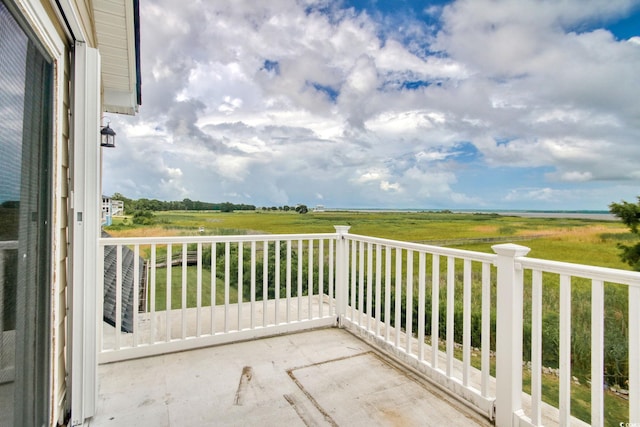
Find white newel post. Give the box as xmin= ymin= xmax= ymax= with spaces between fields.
xmin=492 ymin=243 xmax=531 ymax=427
xmin=334 ymin=226 xmax=351 ymax=326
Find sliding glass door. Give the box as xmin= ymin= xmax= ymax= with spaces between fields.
xmin=0 ymin=1 xmax=53 ymax=425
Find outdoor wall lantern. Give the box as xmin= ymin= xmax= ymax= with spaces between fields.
xmin=100 ymin=121 xmax=116 ymax=148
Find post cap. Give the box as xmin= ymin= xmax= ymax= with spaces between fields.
xmin=491 ymin=243 xmax=531 ymax=257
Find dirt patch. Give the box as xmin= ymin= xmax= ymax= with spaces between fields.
xmin=234 ymin=366 xmax=254 ymax=406
xmin=472 ymin=225 xmax=498 ymax=234
xmin=104 ymin=227 xmax=181 ymax=238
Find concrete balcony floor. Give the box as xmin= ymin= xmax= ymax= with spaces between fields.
xmin=90 ymin=328 xmax=491 ymax=426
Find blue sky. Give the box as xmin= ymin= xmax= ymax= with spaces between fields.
xmin=104 ymin=0 xmax=640 ymax=210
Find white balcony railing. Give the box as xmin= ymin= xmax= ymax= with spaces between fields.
xmin=98 ymin=226 xmax=640 ymax=427
xmin=98 ymin=232 xmax=339 ymax=362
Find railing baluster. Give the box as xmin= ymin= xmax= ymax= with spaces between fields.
xmin=263 ymin=241 xmax=269 ymax=326
xmin=132 ymin=245 xmax=140 ymax=347
xmin=298 ymin=239 xmax=303 ymax=321
xmin=590 ymin=279 xmax=604 ymax=427
xmin=406 ymin=250 xmax=413 ymax=355
xmin=308 ymin=239 xmax=314 ymax=319
xmin=237 ymin=241 xmax=243 ymax=331
xmin=385 ymin=246 xmax=391 ymax=342
xmin=286 ymin=240 xmax=292 ymax=323
xmin=150 ymin=244 xmax=157 ymax=344
xmin=329 ymin=239 xmax=334 ymax=316
xmin=166 ymin=243 xmax=172 ymax=342
xmin=531 ymin=270 xmax=543 ymax=425
xmin=559 ymin=274 xmax=571 ymax=425
xmin=418 ymin=252 xmax=426 ymax=361
xmin=351 ymin=240 xmax=357 ymax=321
xmin=250 ymin=241 xmax=256 ymax=329
xmin=395 ymin=248 xmax=402 ymax=348
xmin=358 ymin=241 xmax=365 ymax=325
xmin=366 ymin=242 xmax=373 ymax=331
xmin=431 ymin=254 xmax=440 ymax=369
xmin=181 ymin=243 xmax=187 ymax=339
xmin=375 ymin=244 xmax=382 ymax=336
xmin=211 ymin=242 xmax=216 ymax=335
xmin=481 ymin=261 xmax=490 ymax=397
xmin=224 ymin=242 xmax=230 ymax=333
xmin=319 ymin=240 xmax=324 ymax=318
xmin=334 ymin=228 xmax=349 ymax=321
xmin=275 ymin=240 xmax=280 ymax=325
xmin=196 ymin=243 xmax=202 ymax=337
xmin=115 ymin=245 xmax=122 ymax=350
xmin=446 ymin=256 xmax=455 ymax=377
xmin=462 ymin=259 xmax=471 ymax=386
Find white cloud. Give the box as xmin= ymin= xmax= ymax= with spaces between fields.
xmin=166 ymin=167 xmax=182 ymax=178
xmin=356 ymin=169 xmax=387 ymax=183
xmin=380 ymin=180 xmax=402 ymax=192
xmin=558 ymin=171 xmax=594 ymax=182
xmin=505 ymin=188 xmax=561 ymax=202
xmin=102 ymin=0 xmax=640 ymax=210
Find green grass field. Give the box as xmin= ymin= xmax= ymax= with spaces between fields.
xmin=151 ymin=266 xmax=238 ymax=311
xmin=107 ymin=210 xmax=631 ymax=268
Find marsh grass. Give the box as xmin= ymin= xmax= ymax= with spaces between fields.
xmin=108 ymin=210 xmax=627 ymax=250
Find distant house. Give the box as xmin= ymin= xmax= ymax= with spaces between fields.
xmin=102 ymin=196 xmax=112 ymax=226
xmin=102 ymin=196 xmax=125 ymax=226
xmin=111 ymin=199 xmax=124 ymax=216
xmin=314 ymin=204 xmax=326 ymax=212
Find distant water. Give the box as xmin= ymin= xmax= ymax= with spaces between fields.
xmin=475 ymin=211 xmax=617 ymax=220
xmin=326 ymin=208 xmax=617 ymax=221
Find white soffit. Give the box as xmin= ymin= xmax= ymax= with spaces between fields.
xmin=93 ymin=0 xmax=139 ymax=115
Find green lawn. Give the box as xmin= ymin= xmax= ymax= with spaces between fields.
xmin=151 ymin=266 xmax=238 ymax=310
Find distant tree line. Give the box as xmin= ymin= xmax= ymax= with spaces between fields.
xmin=260 ymin=204 xmax=309 ymax=214
xmin=110 ymin=193 xmax=256 ymax=214
xmin=110 ymin=193 xmax=310 ymax=215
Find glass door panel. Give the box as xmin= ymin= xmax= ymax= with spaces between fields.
xmin=0 ymin=1 xmax=52 ymax=425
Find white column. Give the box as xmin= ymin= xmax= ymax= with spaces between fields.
xmin=70 ymin=41 xmax=101 ymax=426
xmin=492 ymin=243 xmax=530 ymax=427
xmin=333 ymin=226 xmax=350 ymax=325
